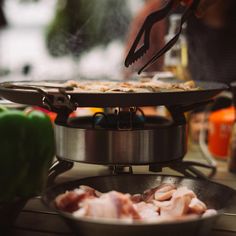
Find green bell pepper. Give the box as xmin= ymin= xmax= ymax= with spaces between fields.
xmin=0 ymin=108 xmax=55 ymax=202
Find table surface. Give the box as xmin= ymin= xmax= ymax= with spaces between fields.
xmin=10 ymin=146 xmax=236 ymax=236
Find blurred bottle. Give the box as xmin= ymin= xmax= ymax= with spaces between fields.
xmin=229 ymin=83 xmax=236 ymax=172
xmin=228 ymin=120 xmax=236 ymax=173
xmin=164 ymin=14 xmax=190 ymax=81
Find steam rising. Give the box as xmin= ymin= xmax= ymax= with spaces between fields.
xmin=45 ymin=0 xmax=145 ymax=79
xmin=46 ymin=0 xmax=131 ymax=57
xmin=77 ymin=40 xmax=124 ymax=80
xmin=1 ymin=0 xmax=145 ymax=81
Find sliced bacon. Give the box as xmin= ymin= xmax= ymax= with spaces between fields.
xmin=78 ymin=195 xmax=118 ymax=219
xmin=152 ymin=200 xmax=172 ymax=209
xmin=79 ymin=185 xmax=102 ymax=197
xmin=131 ymin=194 xmax=143 ymax=203
xmin=202 ymin=209 xmax=217 ymax=218
xmin=189 ymin=198 xmax=207 ymax=214
xmin=154 ymin=184 xmax=176 ymax=201
xmin=143 ymin=184 xmax=176 ymax=202
xmin=55 ymin=189 xmax=95 ymax=213
xmin=108 ymin=191 xmax=140 ymax=220
xmin=75 ymin=191 xmax=140 ymax=220
xmin=160 ymin=194 xmax=192 ymax=217
xmin=55 ymin=184 xmax=215 ymax=223
xmin=134 ymin=202 xmax=159 ymax=220
xmin=160 ymin=187 xmax=196 ymax=217
xmin=172 ymin=186 xmax=196 ymax=199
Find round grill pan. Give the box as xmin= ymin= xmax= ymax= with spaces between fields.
xmin=43 ymin=175 xmax=235 ymax=236
xmin=0 ymin=80 xmax=228 ymax=108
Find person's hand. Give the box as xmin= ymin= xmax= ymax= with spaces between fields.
xmin=179 ymin=0 xmax=216 ymax=17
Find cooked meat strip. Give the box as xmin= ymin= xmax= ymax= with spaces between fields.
xmin=180 ymin=81 xmax=197 ymax=90
xmin=63 ymin=78 xmax=198 ymax=93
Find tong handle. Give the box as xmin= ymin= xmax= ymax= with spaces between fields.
xmin=138 ymin=0 xmax=200 ymax=74
xmin=125 ymin=0 xmax=200 ymax=74
xmin=125 ymin=0 xmax=176 ymax=67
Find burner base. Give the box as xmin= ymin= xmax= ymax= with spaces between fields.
xmin=55 ymin=116 xmax=187 ymax=165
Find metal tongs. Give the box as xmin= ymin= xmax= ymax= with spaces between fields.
xmin=125 ymin=0 xmax=200 ymax=74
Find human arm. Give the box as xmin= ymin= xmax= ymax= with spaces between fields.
xmin=124 ymin=0 xmax=166 ymax=75
xmin=124 ymin=0 xmax=219 ymax=75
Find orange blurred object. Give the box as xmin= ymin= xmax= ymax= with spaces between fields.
xmin=208 ymin=107 xmax=235 ymax=160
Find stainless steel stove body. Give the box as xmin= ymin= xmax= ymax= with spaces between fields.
xmin=55 ymin=113 xmax=187 ymax=165
xmin=49 ymin=105 xmax=216 ymax=181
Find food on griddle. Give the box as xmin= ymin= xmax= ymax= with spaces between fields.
xmin=64 ymin=79 xmax=198 ymax=93
xmin=55 ymin=183 xmax=216 ymax=223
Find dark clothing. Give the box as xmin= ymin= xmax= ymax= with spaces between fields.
xmin=126 ymin=0 xmax=236 ymax=84
xmin=187 ymin=15 xmax=236 ymax=84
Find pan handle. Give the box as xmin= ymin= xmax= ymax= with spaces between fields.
xmin=47 ymin=159 xmax=74 ymax=187
xmin=3 ymin=83 xmax=77 ymax=114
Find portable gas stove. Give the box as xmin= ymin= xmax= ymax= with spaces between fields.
xmin=50 ymin=105 xmax=218 ymax=183
xmin=0 ymin=80 xmax=228 ymax=181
